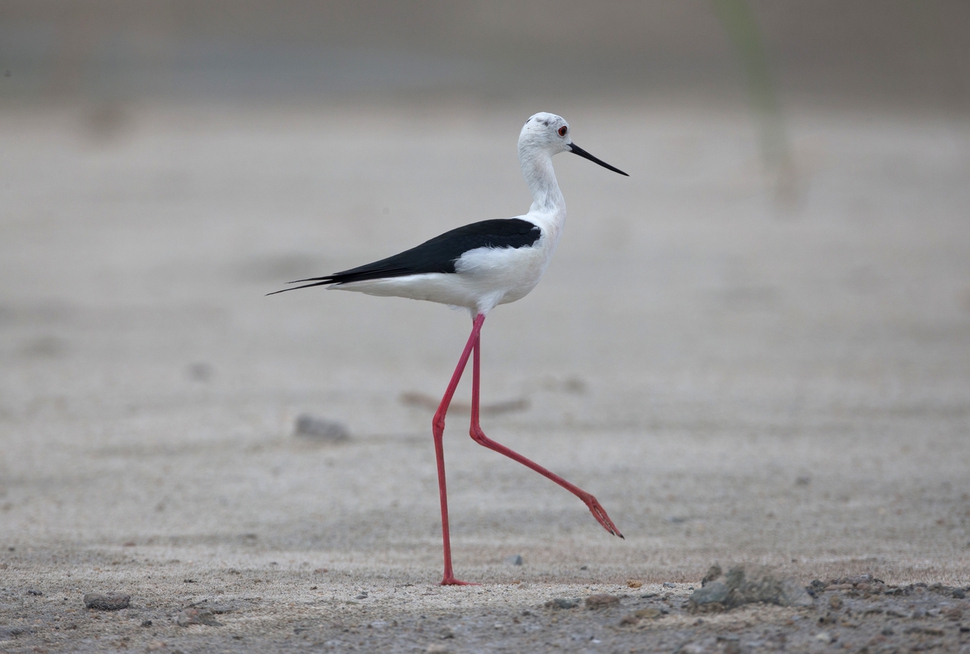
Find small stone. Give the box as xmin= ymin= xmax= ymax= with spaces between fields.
xmin=26 ymin=588 xmax=43 ymax=596
xmin=176 ymin=608 xmax=222 ymax=627
xmin=426 ymin=644 xmax=451 ymax=654
xmin=504 ymin=554 xmax=523 ymax=566
xmin=688 ymin=564 xmax=813 ymax=610
xmin=815 ymin=631 xmax=834 ymax=644
xmin=186 ymin=601 xmax=236 ymax=614
xmin=187 ymin=362 xmax=213 ymax=381
xmin=0 ymin=627 xmax=34 ymax=639
xmin=635 ymin=607 xmax=662 ymax=619
xmin=294 ymin=414 xmax=350 ymax=442
xmin=680 ymin=638 xmax=717 ymax=654
xmin=83 ymin=593 xmax=131 ymax=611
xmin=626 ymin=579 xmax=643 ymax=589
xmin=585 ymin=594 xmax=620 ymax=610
xmin=906 ymin=626 xmax=945 ymax=636
xmin=690 ymin=580 xmax=729 ymax=605
xmin=545 ymin=598 xmax=578 ymax=609
xmin=829 ymin=594 xmax=843 ymax=610
xmin=701 ymin=564 xmax=722 ymax=586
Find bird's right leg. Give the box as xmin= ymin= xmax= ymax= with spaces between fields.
xmin=431 ymin=313 xmax=486 ymax=586
xmin=468 ymin=325 xmax=623 ymax=538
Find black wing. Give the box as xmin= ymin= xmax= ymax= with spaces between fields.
xmin=268 ymin=218 xmax=541 ymax=295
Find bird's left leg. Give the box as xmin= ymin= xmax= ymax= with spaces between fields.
xmin=431 ymin=313 xmax=486 ymax=586
xmin=468 ymin=324 xmax=623 ymax=538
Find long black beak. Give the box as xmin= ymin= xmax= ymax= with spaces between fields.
xmin=568 ymin=143 xmax=629 ymax=176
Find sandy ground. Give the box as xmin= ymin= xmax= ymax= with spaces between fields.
xmin=1 ymin=101 xmax=969 ymax=652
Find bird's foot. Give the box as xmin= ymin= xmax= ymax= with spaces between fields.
xmin=583 ymin=494 xmax=624 ymax=539
xmin=440 ymin=576 xmax=479 ymax=586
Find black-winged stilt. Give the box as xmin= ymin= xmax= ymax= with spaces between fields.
xmin=271 ymin=112 xmax=628 ymax=585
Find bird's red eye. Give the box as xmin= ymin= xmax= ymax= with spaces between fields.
xmin=558 ymin=126 xmax=568 ymax=137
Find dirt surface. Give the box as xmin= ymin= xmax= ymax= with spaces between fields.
xmin=1 ymin=101 xmax=969 ymax=652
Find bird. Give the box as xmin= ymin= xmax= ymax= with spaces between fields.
xmin=270 ymin=112 xmax=628 ymax=585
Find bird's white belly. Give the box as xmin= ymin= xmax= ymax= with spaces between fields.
xmin=335 ymin=242 xmax=553 ymax=314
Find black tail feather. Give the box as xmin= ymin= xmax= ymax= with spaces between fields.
xmin=265 ymin=278 xmax=336 ymax=296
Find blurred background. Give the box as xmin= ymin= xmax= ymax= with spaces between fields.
xmin=1 ymin=0 xmax=969 ymax=581
xmin=1 ymin=0 xmax=968 ymax=111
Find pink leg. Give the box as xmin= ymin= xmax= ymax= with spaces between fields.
xmin=469 ymin=324 xmax=623 ymax=539
xmin=431 ymin=314 xmax=486 ymax=585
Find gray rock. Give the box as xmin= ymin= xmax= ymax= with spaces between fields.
xmin=176 ymin=607 xmax=222 ymax=627
xmin=586 ymin=594 xmax=621 ymax=609
xmin=701 ymin=564 xmax=722 ymax=586
xmin=690 ymin=580 xmax=729 ymax=605
xmin=294 ymin=414 xmax=350 ymax=442
xmin=0 ymin=626 xmax=34 ymax=639
xmin=83 ymin=592 xmax=131 ymax=611
xmin=688 ymin=564 xmax=813 ymax=611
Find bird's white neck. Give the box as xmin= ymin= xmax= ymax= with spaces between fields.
xmin=519 ymin=146 xmax=565 ymax=216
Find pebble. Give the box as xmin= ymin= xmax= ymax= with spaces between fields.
xmin=504 ymin=554 xmax=523 ymax=565
xmin=294 ymin=414 xmax=350 ymax=442
xmin=545 ymin=598 xmax=579 ymax=610
xmin=83 ymin=593 xmax=131 ymax=611
xmin=176 ymin=608 xmax=222 ymax=627
xmin=635 ymin=607 xmax=662 ymax=619
xmin=187 ymin=362 xmax=213 ymax=381
xmin=688 ymin=564 xmax=812 ymax=610
xmin=585 ymin=594 xmax=620 ymax=610
xmin=680 ymin=638 xmax=716 ymax=654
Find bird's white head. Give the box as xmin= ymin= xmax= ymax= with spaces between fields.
xmin=519 ymin=112 xmax=572 ymax=154
xmin=519 ymin=112 xmax=628 ymax=176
